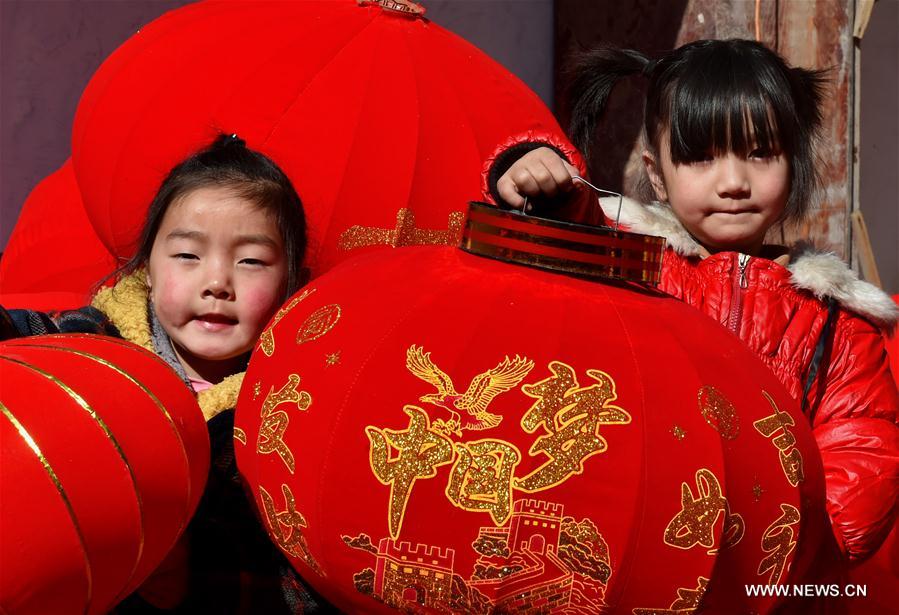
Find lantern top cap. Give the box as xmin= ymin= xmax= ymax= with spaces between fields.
xmin=460 ymin=202 xmax=665 ymax=285
xmin=358 ymin=0 xmax=426 ymax=17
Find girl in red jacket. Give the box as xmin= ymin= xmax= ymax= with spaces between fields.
xmin=484 ymin=39 xmax=899 ymax=567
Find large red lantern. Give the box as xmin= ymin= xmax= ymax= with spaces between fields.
xmin=0 ymin=335 xmax=209 ymax=615
xmin=69 ymin=0 xmax=569 ymax=277
xmin=235 ymin=205 xmax=828 ymax=613
xmin=0 ymin=159 xmax=116 ymax=310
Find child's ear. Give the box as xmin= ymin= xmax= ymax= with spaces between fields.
xmin=642 ymin=149 xmax=668 ymax=202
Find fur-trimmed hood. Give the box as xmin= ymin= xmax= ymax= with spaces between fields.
xmin=599 ymin=196 xmax=899 ymax=327
xmin=92 ymin=272 xmax=244 ymax=420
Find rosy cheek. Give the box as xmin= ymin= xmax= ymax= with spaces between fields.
xmin=242 ymin=287 xmax=282 ymax=327
xmin=152 ymin=275 xmax=192 ymax=321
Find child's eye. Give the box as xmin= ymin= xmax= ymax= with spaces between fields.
xmin=749 ymin=148 xmax=776 ymax=159
xmin=173 ymin=253 xmax=198 ymax=261
xmin=239 ymin=258 xmax=266 ymax=266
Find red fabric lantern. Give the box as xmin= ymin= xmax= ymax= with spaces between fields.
xmin=0 ymin=159 xmax=116 ymax=309
xmin=70 ymin=0 xmax=567 ymax=277
xmin=0 ymin=334 xmax=209 ymax=614
xmin=235 ymin=205 xmax=828 ymax=613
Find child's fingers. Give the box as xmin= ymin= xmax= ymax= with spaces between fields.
xmin=497 ymin=175 xmax=527 ymax=208
xmin=542 ymin=157 xmax=577 ymax=191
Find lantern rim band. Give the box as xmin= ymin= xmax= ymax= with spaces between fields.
xmin=461 ymin=202 xmax=664 ymax=284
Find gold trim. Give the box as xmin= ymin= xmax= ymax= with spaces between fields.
xmin=0 ymin=355 xmax=145 ymax=590
xmin=0 ymin=401 xmax=93 ymax=612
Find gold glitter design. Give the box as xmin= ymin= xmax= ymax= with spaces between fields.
xmin=752 ymin=483 xmax=764 ymax=502
xmin=632 ymin=577 xmax=709 ymax=614
xmin=253 ymin=382 xmax=262 ymax=400
xmin=406 ymin=345 xmax=533 ymax=434
xmin=259 ymin=483 xmax=324 ymax=577
xmin=446 ymin=439 xmax=521 ymax=525
xmin=325 ymin=351 xmax=341 ymax=366
xmin=698 ymin=385 xmax=739 ymax=440
xmin=256 ymin=374 xmax=313 ymax=473
xmin=1 ymin=401 xmax=94 ymax=606
xmin=753 ymin=392 xmax=804 ymax=487
xmin=367 ymin=406 xmax=455 ymax=538
xmin=758 ymin=503 xmax=800 ymax=584
xmin=296 ymin=304 xmax=341 ymax=345
xmin=343 ymin=501 xmax=613 ymax=614
xmin=233 ymin=427 xmax=247 ymax=445
xmin=663 ymin=468 xmax=745 ymax=554
xmin=338 ymin=208 xmax=464 ymax=252
xmin=516 ymin=362 xmax=630 ymax=492
xmin=259 ymin=288 xmax=316 ymax=357
xmin=671 ymin=425 xmax=686 ymax=441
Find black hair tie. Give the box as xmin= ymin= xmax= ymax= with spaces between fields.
xmin=642 ymin=59 xmax=658 ymax=77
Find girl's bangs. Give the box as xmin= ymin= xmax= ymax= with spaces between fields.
xmin=666 ymin=64 xmax=786 ymax=164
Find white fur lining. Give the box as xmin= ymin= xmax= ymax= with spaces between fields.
xmin=598 ymin=197 xmax=898 ymax=326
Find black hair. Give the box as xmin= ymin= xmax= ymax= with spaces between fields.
xmin=112 ymin=134 xmax=307 ymax=297
xmin=567 ymin=39 xmax=827 ymax=222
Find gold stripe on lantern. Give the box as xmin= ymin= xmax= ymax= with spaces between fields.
xmin=12 ymin=344 xmax=191 ymax=515
xmin=1 ymin=400 xmax=93 ymax=613
xmin=0 ymin=355 xmax=145 ymax=592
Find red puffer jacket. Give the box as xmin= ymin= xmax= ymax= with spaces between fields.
xmin=483 ymin=133 xmax=899 ymax=564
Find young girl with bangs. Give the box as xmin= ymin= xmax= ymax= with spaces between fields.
xmin=1 ymin=134 xmax=326 ymax=613
xmin=484 ymin=39 xmax=898 ymax=572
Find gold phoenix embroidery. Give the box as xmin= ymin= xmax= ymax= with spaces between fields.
xmin=338 ymin=208 xmax=464 ymax=251
xmin=406 ymin=345 xmax=534 ymax=434
xmin=259 ymin=288 xmax=315 ymax=357
xmin=446 ymin=439 xmax=522 ymax=525
xmin=297 ymin=305 xmax=341 ymax=345
xmin=758 ymin=503 xmax=800 ymax=584
xmin=632 ymin=576 xmax=709 ymax=614
xmin=367 ymin=406 xmax=455 ymax=539
xmin=698 ymin=385 xmax=739 ymax=440
xmin=257 ymin=374 xmax=313 ymax=473
xmin=516 ymin=362 xmax=631 ymax=492
xmin=753 ymin=392 xmax=804 ymax=487
xmin=259 ymin=483 xmax=324 ymax=576
xmin=664 ymin=469 xmax=745 ymax=554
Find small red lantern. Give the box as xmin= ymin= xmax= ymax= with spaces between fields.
xmin=235 ymin=204 xmax=828 ymax=613
xmin=0 ymin=335 xmax=209 ymax=615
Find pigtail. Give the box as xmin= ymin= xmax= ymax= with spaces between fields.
xmin=789 ymin=67 xmax=827 ymax=133
xmin=784 ymin=66 xmax=829 ymax=221
xmin=566 ymin=46 xmax=651 ymax=161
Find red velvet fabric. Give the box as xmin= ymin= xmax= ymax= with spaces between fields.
xmin=0 ymin=335 xmax=209 ymax=614
xmin=235 ymin=246 xmax=829 ymax=614
xmin=69 ymin=0 xmax=568 ymax=278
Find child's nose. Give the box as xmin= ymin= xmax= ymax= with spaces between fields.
xmin=716 ymin=157 xmax=751 ymax=198
xmin=202 ymin=265 xmax=233 ymax=299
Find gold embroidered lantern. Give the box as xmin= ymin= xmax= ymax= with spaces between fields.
xmin=235 ymin=204 xmax=829 ymax=613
